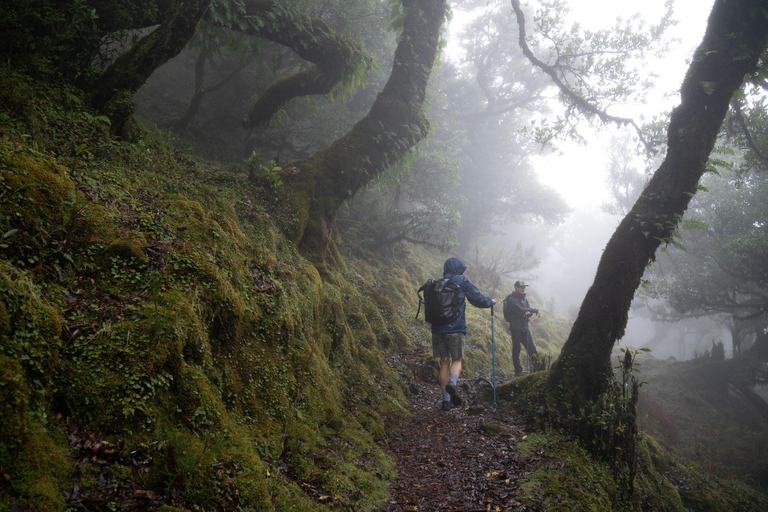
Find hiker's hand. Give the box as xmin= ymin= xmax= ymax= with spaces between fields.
xmin=524 ymin=311 xmax=532 ymax=318
xmin=491 ymin=299 xmax=497 ymax=305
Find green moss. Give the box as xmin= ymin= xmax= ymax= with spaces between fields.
xmin=0 ymin=146 xmax=74 ymax=221
xmin=638 ymin=434 xmax=669 ymax=473
xmin=0 ymin=422 xmax=69 ymax=511
xmin=102 ymin=230 xmax=149 ymax=264
xmin=0 ymin=353 xmax=69 ymax=510
xmin=58 ymin=300 xmax=207 ymax=428
xmin=0 ymin=262 xmax=62 ymax=410
xmin=634 ymin=435 xmax=686 ymax=511
xmin=0 ymin=66 xmax=428 ymax=511
xmin=176 ymin=365 xmax=227 ymax=430
xmin=71 ymin=202 xmax=118 ymax=249
xmin=0 ymin=354 xmax=29 ymax=461
xmin=0 ymin=143 xmax=76 ymax=271
xmin=517 ymin=432 xmax=617 ymax=511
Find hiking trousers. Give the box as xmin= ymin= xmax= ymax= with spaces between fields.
xmin=510 ymin=328 xmax=537 ymax=374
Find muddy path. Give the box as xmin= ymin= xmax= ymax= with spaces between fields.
xmin=381 ymin=358 xmax=545 ymax=512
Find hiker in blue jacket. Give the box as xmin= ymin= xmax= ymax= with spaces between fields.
xmin=505 ymin=280 xmax=540 ymax=376
xmin=433 ymin=257 xmax=495 ymax=411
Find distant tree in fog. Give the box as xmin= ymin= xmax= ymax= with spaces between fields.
xmin=602 ymin=132 xmax=648 ymax=216
xmin=644 ymin=166 xmax=768 ymax=356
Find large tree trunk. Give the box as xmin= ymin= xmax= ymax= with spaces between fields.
xmin=269 ymin=0 xmax=447 ymax=257
xmin=547 ymin=0 xmax=768 ymax=415
xmin=90 ymin=0 xmax=211 ymax=132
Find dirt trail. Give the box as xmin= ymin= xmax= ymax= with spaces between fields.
xmin=381 ymin=369 xmax=544 ymax=512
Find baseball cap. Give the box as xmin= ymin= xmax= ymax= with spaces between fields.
xmin=514 ymin=280 xmax=528 ymax=288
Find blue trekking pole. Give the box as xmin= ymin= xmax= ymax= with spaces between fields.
xmin=526 ymin=324 xmax=530 ymax=375
xmin=491 ymin=304 xmax=497 ymax=406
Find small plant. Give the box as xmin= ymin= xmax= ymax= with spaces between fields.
xmin=246 ymin=153 xmax=284 ymax=191
xmin=0 ymin=228 xmax=18 ymax=249
xmin=530 ymin=353 xmax=553 ymax=373
xmin=574 ymin=346 xmax=651 ymax=488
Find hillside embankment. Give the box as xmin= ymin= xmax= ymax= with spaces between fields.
xmin=1 ymin=65 xmax=767 ymax=511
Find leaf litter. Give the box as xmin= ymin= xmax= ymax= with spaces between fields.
xmin=381 ymin=354 xmax=544 ymax=512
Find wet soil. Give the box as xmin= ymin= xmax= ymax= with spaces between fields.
xmin=381 ymin=371 xmax=545 ymax=512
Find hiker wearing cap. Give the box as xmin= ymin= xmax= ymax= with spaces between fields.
xmin=433 ymin=257 xmax=496 ymax=411
xmin=504 ymin=280 xmax=540 ymax=377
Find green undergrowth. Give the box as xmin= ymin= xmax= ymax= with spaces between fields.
xmin=496 ymin=357 xmax=768 ymax=511
xmin=636 ymin=355 xmax=768 ymax=510
xmin=513 ymin=430 xmax=693 ymax=512
xmin=0 ymin=65 xmax=412 ymax=511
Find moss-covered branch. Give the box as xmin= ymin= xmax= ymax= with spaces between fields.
xmin=546 ymin=0 xmax=768 ymax=416
xmin=218 ymin=0 xmax=371 ymax=128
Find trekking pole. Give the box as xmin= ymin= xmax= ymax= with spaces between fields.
xmin=491 ymin=304 xmax=497 ymax=407
xmin=526 ymin=324 xmax=530 ymax=375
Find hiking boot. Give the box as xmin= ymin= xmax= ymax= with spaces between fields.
xmin=440 ymin=400 xmax=452 ymax=411
xmin=445 ymin=382 xmax=464 ymax=406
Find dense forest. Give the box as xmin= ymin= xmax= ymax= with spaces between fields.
xmin=1 ymin=0 xmax=768 ymax=510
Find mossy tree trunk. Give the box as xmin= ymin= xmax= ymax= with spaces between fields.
xmin=273 ymin=0 xmax=447 ymax=257
xmin=546 ymin=0 xmax=768 ymax=416
xmin=90 ymin=0 xmax=211 ymax=132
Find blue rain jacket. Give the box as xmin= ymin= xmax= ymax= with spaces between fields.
xmin=432 ymin=257 xmax=494 ymax=334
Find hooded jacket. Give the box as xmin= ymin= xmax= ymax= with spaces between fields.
xmin=432 ymin=257 xmax=494 ymax=335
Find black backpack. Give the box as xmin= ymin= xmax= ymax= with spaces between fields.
xmin=502 ymin=293 xmax=515 ymax=323
xmin=416 ymin=277 xmax=461 ymax=324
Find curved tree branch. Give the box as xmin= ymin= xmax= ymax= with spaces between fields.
xmin=90 ymin=0 xmax=368 ymax=132
xmin=266 ymin=0 xmax=447 ymax=257
xmin=219 ymin=0 xmax=372 ymax=128
xmin=510 ymin=0 xmax=651 ymax=151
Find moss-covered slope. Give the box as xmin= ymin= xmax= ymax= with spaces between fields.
xmin=0 ymin=65 xmax=414 ymax=511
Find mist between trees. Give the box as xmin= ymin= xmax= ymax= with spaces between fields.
xmin=2 ymin=0 xmax=768 ymax=509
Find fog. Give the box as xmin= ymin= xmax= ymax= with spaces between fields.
xmin=132 ymin=0 xmax=754 ymax=364
xmin=459 ymin=0 xmax=721 ymax=361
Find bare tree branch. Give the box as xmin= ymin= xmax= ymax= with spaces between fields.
xmin=173 ymin=48 xmax=247 ymax=132
xmin=509 ymin=0 xmax=651 ymax=151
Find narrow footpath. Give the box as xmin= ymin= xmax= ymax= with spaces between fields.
xmin=381 ymin=357 xmax=545 ymax=512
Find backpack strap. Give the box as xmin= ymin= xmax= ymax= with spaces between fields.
xmin=415 ymin=281 xmax=429 ymax=320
